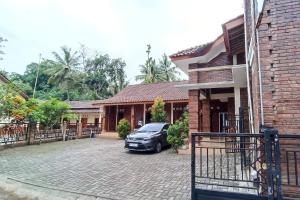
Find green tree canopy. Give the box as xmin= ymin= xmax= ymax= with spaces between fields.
xmin=151 ymin=96 xmax=167 ymax=122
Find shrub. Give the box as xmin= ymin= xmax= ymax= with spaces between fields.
xmin=151 ymin=96 xmax=167 ymax=122
xmin=117 ymin=119 xmax=131 ymax=139
xmin=167 ymin=112 xmax=189 ymax=152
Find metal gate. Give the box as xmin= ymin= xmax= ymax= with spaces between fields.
xmin=191 ymin=128 xmax=300 ymax=200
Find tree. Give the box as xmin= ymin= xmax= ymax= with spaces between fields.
xmin=107 ymin=58 xmax=129 ymax=95
xmin=151 ymin=97 xmax=167 ymax=122
xmin=158 ymin=53 xmax=180 ymax=81
xmin=167 ymin=112 xmax=189 ymax=152
xmin=48 ymin=46 xmax=82 ymax=100
xmin=136 ymin=44 xmax=162 ymax=83
xmin=117 ymin=119 xmax=131 ymax=139
xmin=0 ymin=84 xmax=40 ymax=123
xmin=38 ymin=98 xmax=75 ymax=129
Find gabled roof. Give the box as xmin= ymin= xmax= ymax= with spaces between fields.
xmin=95 ymin=81 xmax=189 ymax=105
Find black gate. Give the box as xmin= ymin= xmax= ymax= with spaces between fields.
xmin=191 ymin=128 xmax=300 ymax=200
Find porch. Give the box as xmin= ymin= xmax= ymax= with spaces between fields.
xmin=102 ymin=101 xmax=188 ymax=132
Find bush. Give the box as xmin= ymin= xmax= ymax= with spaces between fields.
xmin=167 ymin=112 xmax=189 ymax=152
xmin=117 ymin=119 xmax=131 ymax=139
xmin=151 ymin=96 xmax=167 ymax=122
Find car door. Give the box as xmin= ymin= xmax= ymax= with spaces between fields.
xmin=161 ymin=124 xmax=169 ymax=147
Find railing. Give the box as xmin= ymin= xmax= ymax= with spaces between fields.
xmin=0 ymin=123 xmax=28 ymax=145
xmin=191 ymin=129 xmax=300 ymax=200
xmin=0 ymin=122 xmax=101 ymax=148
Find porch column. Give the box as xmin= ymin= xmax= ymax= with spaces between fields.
xmin=234 ymin=87 xmax=241 ymax=116
xmin=115 ymin=105 xmax=118 ymax=129
xmin=131 ymin=105 xmax=135 ymax=130
xmin=143 ymin=104 xmax=146 ymax=125
xmin=202 ymin=99 xmax=210 ymax=132
xmin=171 ymin=102 xmax=174 ymax=124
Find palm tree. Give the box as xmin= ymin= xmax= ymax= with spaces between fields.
xmin=158 ymin=53 xmax=180 ymax=81
xmin=48 ymin=46 xmax=81 ymax=100
xmin=136 ymin=45 xmax=162 ymax=83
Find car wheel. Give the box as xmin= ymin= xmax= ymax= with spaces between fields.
xmin=155 ymin=142 xmax=162 ymax=153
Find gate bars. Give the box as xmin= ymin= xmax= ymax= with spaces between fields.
xmin=191 ymin=128 xmax=300 ymax=200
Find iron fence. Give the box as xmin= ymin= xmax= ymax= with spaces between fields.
xmin=0 ymin=123 xmax=28 ymax=144
xmin=191 ymin=129 xmax=300 ymax=200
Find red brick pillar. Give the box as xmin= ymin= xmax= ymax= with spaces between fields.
xmin=189 ymin=90 xmax=200 ymax=141
xmin=202 ymin=99 xmax=210 ymax=132
xmin=77 ymin=123 xmax=82 ymax=138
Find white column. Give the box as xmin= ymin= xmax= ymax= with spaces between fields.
xmin=233 ymin=54 xmax=237 ymax=65
xmin=171 ymin=102 xmax=174 ymax=124
xmin=234 ymin=87 xmax=241 ymax=116
xmin=234 ymin=86 xmax=241 ymax=132
xmin=143 ymin=104 xmax=146 ymax=125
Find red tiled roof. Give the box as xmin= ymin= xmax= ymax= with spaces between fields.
xmin=95 ymin=81 xmax=189 ymax=105
xmin=169 ymin=42 xmax=212 ymax=59
xmin=67 ymin=101 xmax=100 ymax=109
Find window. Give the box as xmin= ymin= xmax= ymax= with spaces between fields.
xmin=255 ymin=0 xmax=265 ymax=22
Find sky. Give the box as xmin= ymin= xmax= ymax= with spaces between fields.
xmin=0 ymin=0 xmax=243 ymax=84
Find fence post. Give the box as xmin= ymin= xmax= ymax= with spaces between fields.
xmin=191 ymin=134 xmax=196 ymax=200
xmin=264 ymin=127 xmax=275 ymax=200
xmin=273 ymin=129 xmax=282 ymax=200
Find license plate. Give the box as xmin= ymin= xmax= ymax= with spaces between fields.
xmin=129 ymin=143 xmax=138 ymax=147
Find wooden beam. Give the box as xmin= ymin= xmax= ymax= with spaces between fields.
xmin=171 ymin=102 xmax=174 ymax=124
xmin=143 ymin=104 xmax=146 ymax=125
xmin=131 ymin=105 xmax=135 ymax=130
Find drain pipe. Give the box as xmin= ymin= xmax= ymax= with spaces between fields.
xmin=256 ymin=29 xmax=264 ymax=126
xmin=243 ymin=3 xmax=255 ymax=133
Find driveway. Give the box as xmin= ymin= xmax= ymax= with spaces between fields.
xmin=0 ymin=138 xmax=190 ymax=200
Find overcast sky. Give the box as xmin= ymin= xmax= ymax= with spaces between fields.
xmin=0 ymin=0 xmax=243 ymax=84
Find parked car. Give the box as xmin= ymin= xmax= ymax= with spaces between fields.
xmin=125 ymin=123 xmax=169 ymax=153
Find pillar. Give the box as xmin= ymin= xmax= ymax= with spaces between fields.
xmin=115 ymin=105 xmax=118 ymax=129
xmin=234 ymin=86 xmax=241 ymax=132
xmin=234 ymin=87 xmax=241 ymax=116
xmin=171 ymin=102 xmax=174 ymax=124
xmin=131 ymin=105 xmax=135 ymax=130
xmin=202 ymin=99 xmax=210 ymax=132
xmin=143 ymin=104 xmax=146 ymax=125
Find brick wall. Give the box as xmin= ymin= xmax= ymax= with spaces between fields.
xmin=189 ymin=52 xmax=233 ymax=69
xmin=189 ymin=90 xmax=200 ymax=133
xmin=258 ymin=0 xmax=300 ymax=133
xmin=198 ymin=69 xmax=233 ymax=83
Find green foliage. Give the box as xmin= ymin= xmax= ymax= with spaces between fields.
xmin=151 ymin=97 xmax=167 ymax=122
xmin=117 ymin=119 xmax=131 ymax=139
xmin=0 ymin=84 xmax=40 ymax=123
xmin=167 ymin=112 xmax=189 ymax=152
xmin=4 ymin=44 xmax=128 ymax=101
xmin=38 ymin=99 xmax=73 ymax=129
xmin=136 ymin=45 xmax=180 ymax=83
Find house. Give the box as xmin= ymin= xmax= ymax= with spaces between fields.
xmin=67 ymin=101 xmax=101 ymax=128
xmin=94 ymin=81 xmax=189 ymax=132
xmin=170 ymin=15 xmax=249 ymax=136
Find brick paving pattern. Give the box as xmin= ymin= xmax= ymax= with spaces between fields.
xmin=0 ymin=138 xmax=191 ymax=200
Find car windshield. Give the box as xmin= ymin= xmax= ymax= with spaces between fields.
xmin=137 ymin=123 xmax=164 ymax=133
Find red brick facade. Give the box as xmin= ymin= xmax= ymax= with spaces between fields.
xmin=245 ymin=0 xmax=300 ymax=133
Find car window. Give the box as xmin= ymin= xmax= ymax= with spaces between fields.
xmin=162 ymin=124 xmax=169 ymax=131
xmin=137 ymin=123 xmax=165 ymax=132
